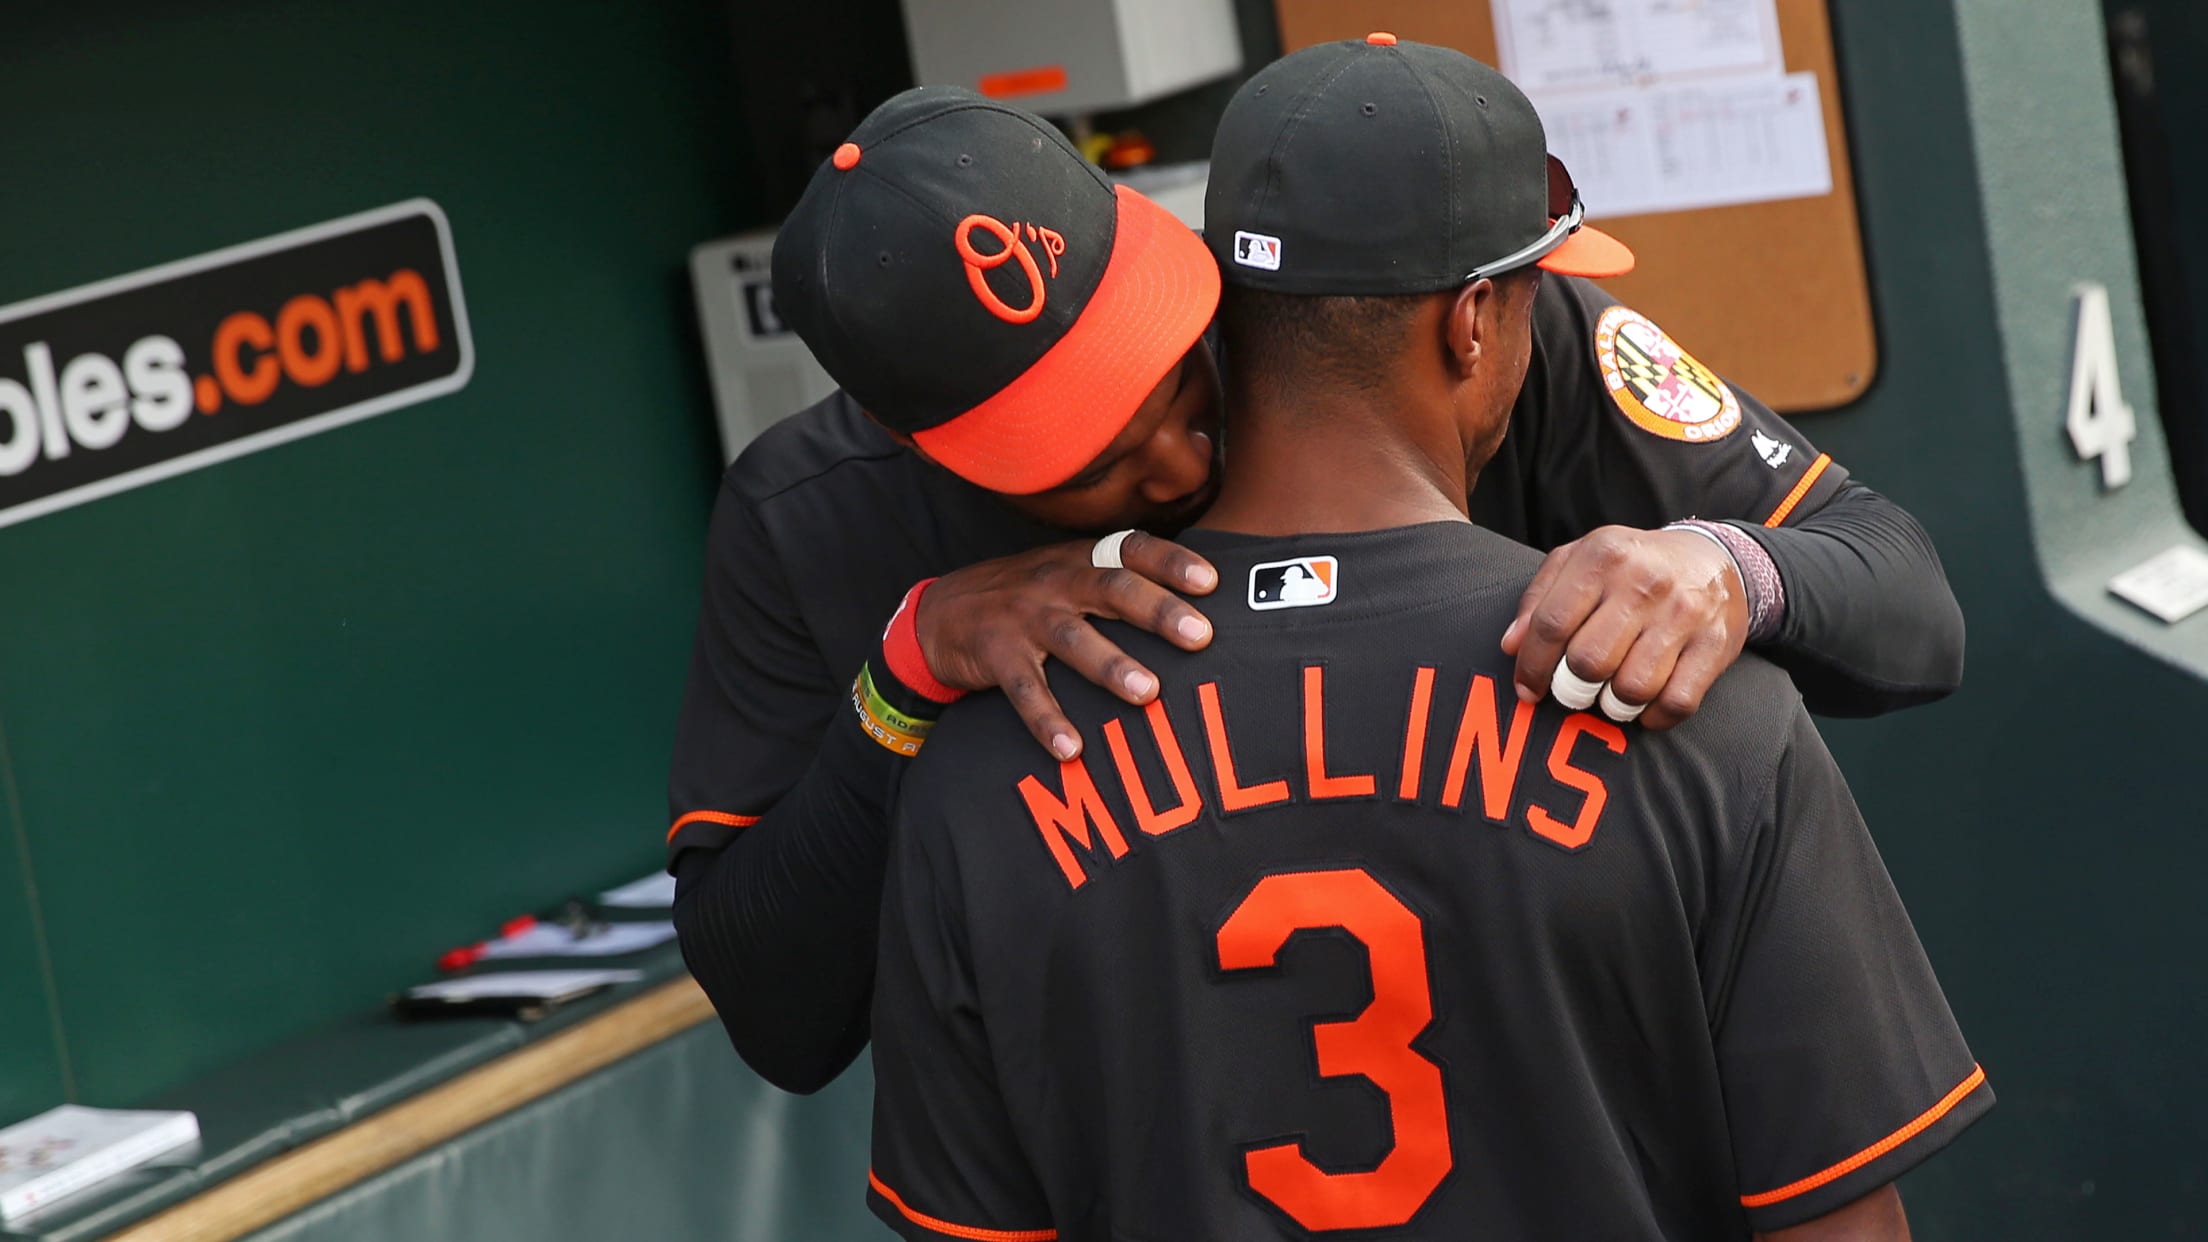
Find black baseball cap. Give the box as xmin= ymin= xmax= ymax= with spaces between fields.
xmin=1206 ymin=33 xmax=1633 ymax=294
xmin=772 ymin=87 xmax=1219 ymax=495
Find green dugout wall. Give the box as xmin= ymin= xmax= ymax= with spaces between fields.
xmin=0 ymin=1 xmax=753 ymax=1111
xmin=1750 ymin=0 xmax=2208 ymax=1233
xmin=0 ymin=0 xmax=2204 ymax=1239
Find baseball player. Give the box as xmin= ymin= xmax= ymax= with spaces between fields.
xmin=865 ymin=38 xmax=1989 ymax=1241
xmin=670 ymin=77 xmax=1964 ymax=1093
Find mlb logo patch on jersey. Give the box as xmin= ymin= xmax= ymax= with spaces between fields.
xmin=1248 ymin=556 xmax=1337 ymax=610
xmin=1233 ymin=231 xmax=1283 ymax=271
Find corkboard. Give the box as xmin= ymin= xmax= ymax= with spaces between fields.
xmin=1272 ymin=0 xmax=1875 ymax=412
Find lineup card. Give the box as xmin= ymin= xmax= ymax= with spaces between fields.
xmin=1495 ymin=0 xmax=1784 ymax=93
xmin=1493 ymin=0 xmax=1833 ymax=219
xmin=1537 ymin=72 xmax=1833 ymax=219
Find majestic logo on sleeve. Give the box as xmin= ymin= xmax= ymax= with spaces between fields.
xmin=955 ymin=214 xmax=1066 ymax=325
xmin=1751 ymin=429 xmax=1794 ymax=468
xmin=1594 ymin=307 xmax=1741 ymax=444
xmin=1249 ymin=556 xmax=1337 ymax=610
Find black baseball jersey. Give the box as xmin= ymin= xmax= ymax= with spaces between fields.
xmin=868 ymin=523 xmax=1989 ymax=1242
xmin=667 ymin=274 xmax=1847 ymax=862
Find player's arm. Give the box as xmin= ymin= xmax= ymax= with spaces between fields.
xmin=868 ymin=751 xmax=1054 ymax=1242
xmin=1501 ymin=276 xmax=1963 ymax=725
xmin=669 ymin=479 xmax=953 ymax=1093
xmin=1737 ymin=483 xmax=1965 ymax=718
xmin=1702 ymin=708 xmax=1991 ymax=1233
xmin=669 ymin=480 xmax=1215 ymax=1093
xmin=1755 ymin=1184 xmax=1910 ymax=1242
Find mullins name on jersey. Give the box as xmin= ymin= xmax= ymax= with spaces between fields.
xmin=1016 ymin=664 xmax=1630 ymax=892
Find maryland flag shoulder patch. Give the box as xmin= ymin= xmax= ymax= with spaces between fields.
xmin=1594 ymin=306 xmax=1742 ymax=444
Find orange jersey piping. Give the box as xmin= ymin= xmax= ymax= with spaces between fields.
xmin=868 ymin=1171 xmax=1057 ymax=1242
xmin=1739 ymin=1064 xmax=1987 ymax=1208
xmin=665 ymin=809 xmax=761 ymax=844
xmin=1762 ymin=453 xmax=1833 ymax=528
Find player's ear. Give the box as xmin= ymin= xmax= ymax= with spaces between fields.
xmin=1445 ymin=279 xmax=1494 ymax=378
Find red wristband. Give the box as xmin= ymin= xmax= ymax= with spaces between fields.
xmin=881 ymin=578 xmax=967 ymax=705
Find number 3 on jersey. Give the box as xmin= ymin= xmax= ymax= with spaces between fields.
xmin=1215 ymin=868 xmax=1453 ymax=1231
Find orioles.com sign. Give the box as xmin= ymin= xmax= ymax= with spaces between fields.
xmin=0 ymin=199 xmax=473 ymax=529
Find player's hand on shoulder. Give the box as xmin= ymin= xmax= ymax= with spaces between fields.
xmin=1501 ymin=525 xmax=1750 ymax=731
xmin=916 ymin=534 xmax=1218 ymax=759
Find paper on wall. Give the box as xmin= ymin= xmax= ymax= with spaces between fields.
xmin=1537 ymin=72 xmax=1833 ymax=219
xmin=1495 ymin=0 xmax=1785 ymax=94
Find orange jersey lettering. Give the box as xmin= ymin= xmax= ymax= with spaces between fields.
xmin=1020 ymin=756 xmax=1131 ymax=890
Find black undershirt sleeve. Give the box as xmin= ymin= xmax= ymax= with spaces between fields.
xmin=674 ymin=711 xmax=902 ymax=1094
xmin=667 ymin=478 xmax=917 ymax=1094
xmin=1728 ymin=482 xmax=1966 ymax=718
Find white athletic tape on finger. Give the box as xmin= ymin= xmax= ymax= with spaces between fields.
xmin=1549 ymin=664 xmax=1604 ymax=711
xmin=1598 ymin=682 xmax=1648 ymax=723
xmin=1091 ymin=529 xmax=1137 ymax=570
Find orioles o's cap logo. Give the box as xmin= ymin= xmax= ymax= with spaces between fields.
xmin=955 ymin=214 xmax=1066 ymax=325
xmin=1594 ymin=306 xmax=1741 ymax=444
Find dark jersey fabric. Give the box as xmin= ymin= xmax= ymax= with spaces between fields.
xmin=669 ymin=275 xmax=1965 ymax=1092
xmin=868 ymin=522 xmax=1989 ymax=1242
xmin=1473 ymin=274 xmax=1847 ymax=548
xmin=676 ymin=274 xmax=1864 ymax=860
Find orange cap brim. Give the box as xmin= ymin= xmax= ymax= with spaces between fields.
xmin=1539 ymin=222 xmax=1635 ymax=278
xmin=913 ymin=186 xmax=1221 ymax=496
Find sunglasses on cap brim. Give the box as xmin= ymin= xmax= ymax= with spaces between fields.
xmin=1466 ymin=155 xmax=1584 ymax=282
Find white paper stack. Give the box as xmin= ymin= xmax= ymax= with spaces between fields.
xmin=597 ymin=871 xmax=677 ymax=909
xmin=404 ymin=969 xmax=643 ymax=1004
xmin=476 ymin=921 xmax=675 ymax=961
xmin=0 ymin=1105 xmax=199 ymax=1223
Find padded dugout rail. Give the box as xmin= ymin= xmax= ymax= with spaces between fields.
xmin=0 ymin=948 xmax=873 ymax=1242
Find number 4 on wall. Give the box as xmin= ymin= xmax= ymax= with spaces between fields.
xmin=2067 ymin=282 xmax=2137 ymax=490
